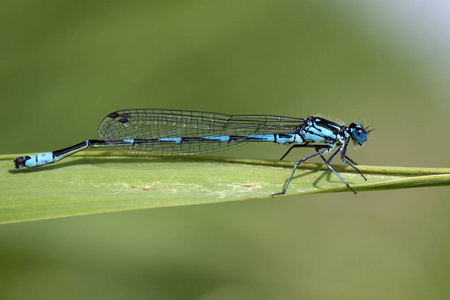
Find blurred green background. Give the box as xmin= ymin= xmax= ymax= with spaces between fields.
xmin=1 ymin=0 xmax=449 ymax=299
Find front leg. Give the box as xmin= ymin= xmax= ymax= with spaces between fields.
xmin=340 ymin=141 xmax=367 ymax=181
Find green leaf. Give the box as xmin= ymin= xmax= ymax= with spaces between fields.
xmin=1 ymin=152 xmax=449 ymax=224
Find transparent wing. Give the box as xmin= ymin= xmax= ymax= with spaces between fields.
xmin=98 ymin=109 xmax=304 ymax=155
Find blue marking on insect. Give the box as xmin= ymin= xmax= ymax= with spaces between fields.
xmin=202 ymin=136 xmax=230 ymax=141
xmin=25 ymin=152 xmax=54 ymax=168
xmin=13 ymin=109 xmax=372 ymax=195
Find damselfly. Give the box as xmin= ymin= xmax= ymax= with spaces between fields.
xmin=13 ymin=109 xmax=371 ymax=195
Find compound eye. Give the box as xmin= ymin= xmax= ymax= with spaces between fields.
xmin=350 ymin=123 xmax=368 ymax=145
